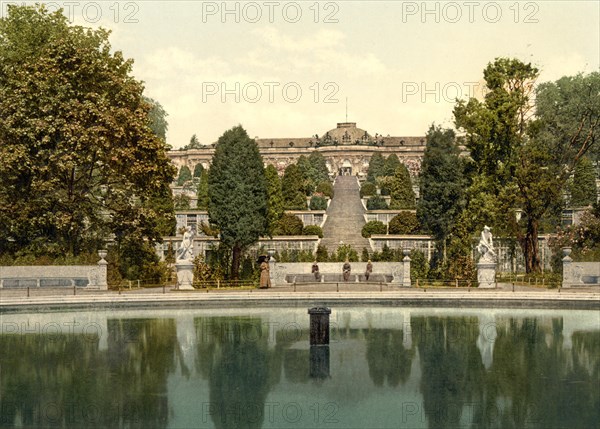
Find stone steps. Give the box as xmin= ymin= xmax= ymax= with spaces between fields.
xmin=320 ymin=175 xmax=370 ymax=253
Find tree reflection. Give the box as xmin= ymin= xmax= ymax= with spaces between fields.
xmin=479 ymin=318 xmax=600 ymax=429
xmin=106 ymin=319 xmax=177 ymax=428
xmin=195 ymin=317 xmax=280 ymax=429
xmin=411 ymin=316 xmax=484 ymax=429
xmin=410 ymin=315 xmax=599 ymax=429
xmin=0 ymin=318 xmax=177 ymax=429
xmin=365 ymin=329 xmax=414 ymax=387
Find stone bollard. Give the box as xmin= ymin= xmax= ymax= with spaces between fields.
xmin=97 ymin=250 xmax=108 ymax=290
xmin=561 ymin=247 xmax=573 ymax=288
xmin=308 ymin=307 xmax=331 ymax=345
xmin=268 ymin=255 xmax=276 ymax=286
xmin=402 ymin=249 xmax=412 ymax=287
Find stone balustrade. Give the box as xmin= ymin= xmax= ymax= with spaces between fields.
xmin=0 ymin=251 xmax=108 ymax=290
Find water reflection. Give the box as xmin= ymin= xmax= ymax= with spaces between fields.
xmin=0 ymin=309 xmax=598 ymax=428
xmin=0 ymin=318 xmax=177 ymax=428
xmin=195 ymin=317 xmax=279 ymax=429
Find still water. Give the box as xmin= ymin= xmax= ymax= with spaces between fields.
xmin=0 ymin=307 xmax=598 ymax=429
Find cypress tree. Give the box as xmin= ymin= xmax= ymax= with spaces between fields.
xmin=417 ymin=125 xmax=465 ymax=258
xmin=389 ymin=164 xmax=416 ymax=209
xmin=384 ymin=154 xmax=402 ymax=176
xmin=208 ymin=125 xmax=268 ymax=279
xmin=196 ymin=169 xmax=209 ymax=209
xmin=282 ymin=164 xmax=308 ymax=209
xmin=193 ymin=163 xmax=204 ymax=178
xmin=177 ymin=165 xmax=192 ymax=185
xmin=367 ymin=152 xmax=385 ymax=182
xmin=265 ymin=164 xmax=284 ymax=234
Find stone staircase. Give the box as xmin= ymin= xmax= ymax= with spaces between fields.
xmin=320 ymin=175 xmax=371 ymax=253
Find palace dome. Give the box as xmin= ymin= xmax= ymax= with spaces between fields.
xmin=320 ymin=122 xmax=372 ymax=144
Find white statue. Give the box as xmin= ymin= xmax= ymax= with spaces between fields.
xmin=477 ymin=225 xmax=496 ymax=263
xmin=177 ymin=227 xmax=195 ymax=261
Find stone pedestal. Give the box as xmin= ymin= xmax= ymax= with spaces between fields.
xmin=477 ymin=262 xmax=496 ymax=288
xmin=176 ymin=260 xmax=195 ymax=290
xmin=391 ymin=250 xmax=412 ymax=287
xmin=561 ymin=247 xmax=573 ymax=288
xmin=402 ymin=250 xmax=412 ymax=287
xmin=96 ymin=249 xmax=108 ymax=290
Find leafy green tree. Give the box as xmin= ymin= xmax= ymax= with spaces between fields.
xmin=454 ymin=58 xmax=540 ymax=271
xmin=295 ymin=155 xmax=313 ymax=195
xmin=367 ymin=153 xmax=386 ymax=182
xmin=265 ymin=164 xmax=284 ymax=234
xmin=193 ymin=163 xmax=204 ymax=178
xmin=570 ymin=156 xmax=597 ymax=207
xmin=316 ymin=244 xmax=329 ymax=262
xmin=315 ymin=181 xmax=334 ymax=198
xmin=360 ymin=182 xmax=377 ymax=197
xmin=417 ymin=125 xmax=465 ymax=263
xmin=410 ymin=249 xmax=428 ymax=281
xmin=550 ymin=206 xmax=600 ymax=264
xmin=273 ymin=213 xmax=303 ymax=235
xmin=331 ymin=244 xmax=359 ymax=262
xmin=302 ymin=225 xmax=323 ymax=238
xmin=282 ymin=164 xmax=308 ymax=209
xmin=455 ymin=58 xmax=538 ymax=185
xmin=371 ymin=244 xmax=395 ymax=262
xmin=147 ymin=186 xmax=176 ymax=237
xmin=180 ymin=134 xmax=203 ymax=150
xmin=196 ymin=170 xmax=209 ymax=209
xmin=173 ymin=194 xmax=191 ymax=210
xmin=177 ymin=165 xmax=192 ymax=186
xmin=208 ymin=125 xmax=268 ymax=279
xmin=389 ymin=165 xmax=416 ymax=209
xmin=307 ymin=151 xmax=330 ymax=184
xmin=361 ymin=220 xmax=387 ymax=238
xmin=0 ymin=5 xmax=175 ymax=260
xmin=377 ymin=176 xmax=392 ymax=196
xmin=309 ymin=196 xmax=327 ymax=210
xmin=383 ymin=154 xmax=402 ymax=177
xmin=388 ymin=212 xmax=420 ymax=234
xmin=145 ymin=97 xmax=168 ymax=142
xmin=144 ymin=97 xmax=175 ymax=237
xmin=361 ymin=247 xmax=370 ymax=262
xmin=507 ymin=71 xmax=600 ymax=272
xmin=366 ymin=195 xmax=389 ymax=210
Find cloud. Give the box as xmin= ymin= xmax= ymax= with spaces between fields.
xmin=132 ymin=26 xmax=392 ymax=146
xmin=243 ymin=27 xmax=388 ymax=77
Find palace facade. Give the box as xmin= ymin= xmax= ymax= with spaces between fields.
xmin=168 ymin=122 xmax=426 ymax=177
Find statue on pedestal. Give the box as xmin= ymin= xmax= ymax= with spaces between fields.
xmin=176 ymin=227 xmax=195 ymax=290
xmin=177 ymin=227 xmax=195 ymax=261
xmin=477 ymin=226 xmax=497 ymax=288
xmin=477 ymin=226 xmax=496 ymax=263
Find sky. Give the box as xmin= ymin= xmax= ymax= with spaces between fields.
xmin=3 ymin=0 xmax=599 ymax=147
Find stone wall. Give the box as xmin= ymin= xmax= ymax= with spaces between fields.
xmin=270 ymin=261 xmax=409 ymax=286
xmin=562 ymin=248 xmax=600 ymax=287
xmin=0 ymin=262 xmax=108 ymax=290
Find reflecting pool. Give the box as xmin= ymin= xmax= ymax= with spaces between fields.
xmin=1 ymin=307 xmax=598 ymax=428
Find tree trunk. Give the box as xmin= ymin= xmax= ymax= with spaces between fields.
xmin=522 ymin=218 xmax=540 ymax=273
xmin=231 ymin=244 xmax=242 ymax=280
